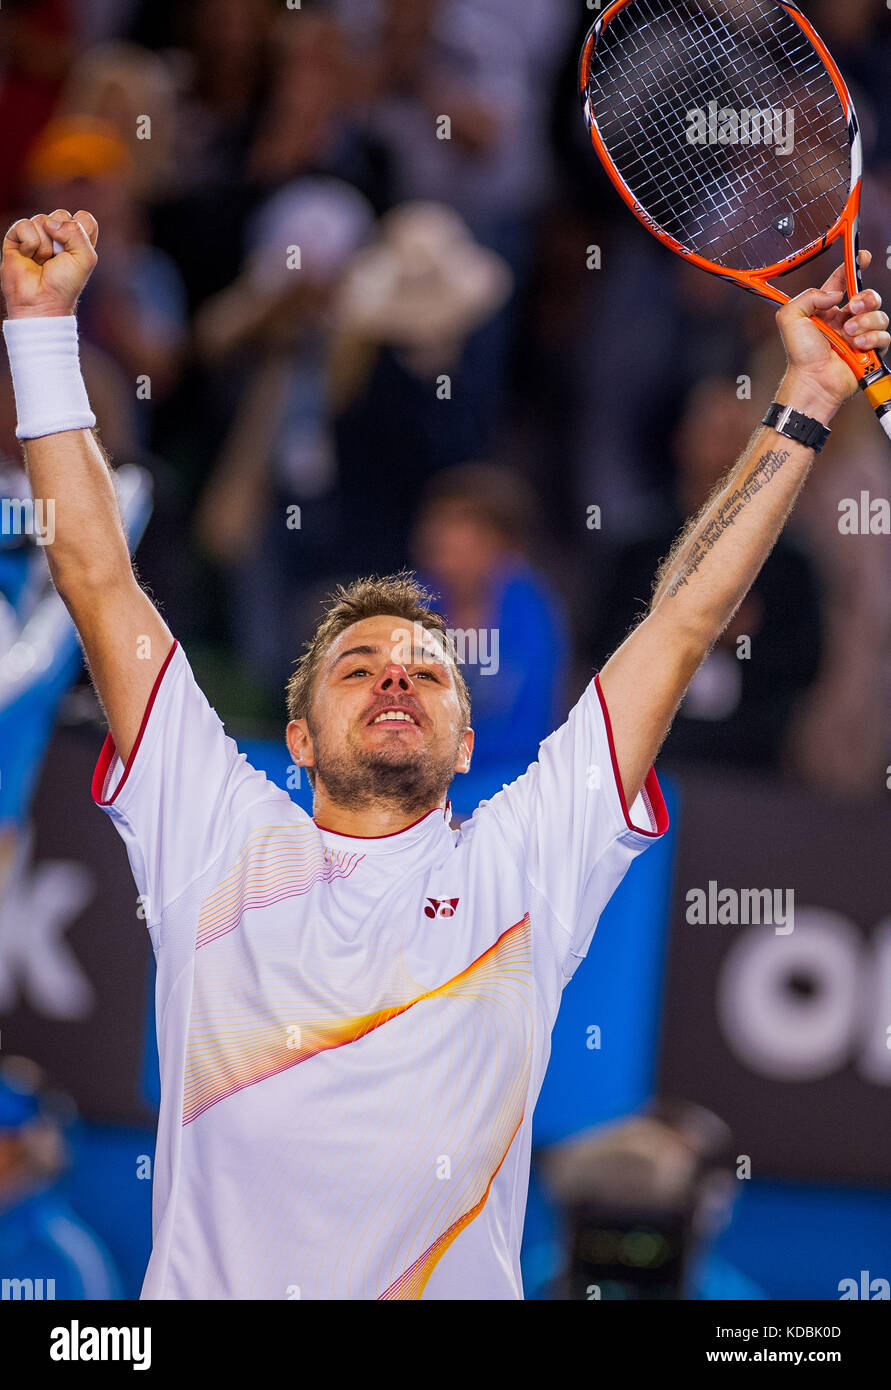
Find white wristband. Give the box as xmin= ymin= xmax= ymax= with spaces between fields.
xmin=2 ymin=315 xmax=97 ymax=440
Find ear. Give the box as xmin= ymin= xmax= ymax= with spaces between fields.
xmin=286 ymin=718 xmax=315 ymax=772
xmin=453 ymin=727 xmax=474 ymax=775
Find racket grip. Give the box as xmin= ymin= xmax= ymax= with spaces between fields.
xmin=51 ymin=240 xmax=64 ymax=256
xmin=863 ymin=369 xmax=891 ymax=444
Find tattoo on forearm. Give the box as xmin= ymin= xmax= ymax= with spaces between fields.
xmin=663 ymin=447 xmax=791 ymax=597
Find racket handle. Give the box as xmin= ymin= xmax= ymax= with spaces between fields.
xmin=51 ymin=240 xmax=64 ymax=256
xmin=863 ymin=367 xmax=891 ymax=444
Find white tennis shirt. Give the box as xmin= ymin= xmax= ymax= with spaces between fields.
xmin=93 ymin=640 xmax=667 ymax=1299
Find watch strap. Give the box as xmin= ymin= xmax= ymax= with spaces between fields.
xmin=762 ymin=401 xmax=831 ymax=454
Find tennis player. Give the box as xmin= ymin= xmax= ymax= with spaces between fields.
xmin=2 ymin=209 xmax=887 ymax=1300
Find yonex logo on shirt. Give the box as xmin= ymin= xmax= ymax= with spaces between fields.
xmin=424 ymin=897 xmax=459 ymax=919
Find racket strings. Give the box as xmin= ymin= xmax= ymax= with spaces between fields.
xmin=603 ymin=1 xmax=840 ymax=209
xmin=585 ymin=0 xmax=850 ymax=271
xmin=595 ymin=0 xmax=847 ymax=262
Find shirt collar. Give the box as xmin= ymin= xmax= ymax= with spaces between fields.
xmin=314 ymin=801 xmax=454 ymax=856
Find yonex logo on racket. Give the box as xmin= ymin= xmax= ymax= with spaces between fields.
xmin=685 ymin=102 xmax=795 ymax=157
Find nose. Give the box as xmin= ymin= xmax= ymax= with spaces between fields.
xmin=373 ymin=663 xmax=413 ymax=694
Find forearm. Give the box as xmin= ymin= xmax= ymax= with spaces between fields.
xmin=600 ymin=371 xmax=838 ymax=804
xmin=597 ymin=255 xmax=888 ymax=809
xmin=11 ymin=405 xmax=173 ymax=774
xmin=21 ymin=425 xmax=173 ymax=759
xmin=23 ymin=426 xmax=133 ymax=595
xmin=649 ymin=371 xmax=835 ymax=647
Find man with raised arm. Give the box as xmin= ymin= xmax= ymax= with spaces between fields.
xmin=2 ymin=209 xmax=887 ymax=1299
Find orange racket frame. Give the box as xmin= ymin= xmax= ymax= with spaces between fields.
xmin=579 ymin=0 xmax=891 ymax=434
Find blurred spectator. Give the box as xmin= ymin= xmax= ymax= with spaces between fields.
xmin=590 ymin=378 xmax=823 ymax=773
xmin=334 ymin=0 xmax=575 ymax=429
xmin=147 ymin=0 xmax=277 ymax=311
xmin=0 ymin=1056 xmax=122 ymax=1300
xmin=168 ymin=0 xmax=274 ymax=198
xmin=334 ymin=0 xmax=575 ymax=241
xmin=412 ymin=462 xmax=569 ymax=785
xmin=747 ymin=326 xmax=891 ymax=800
xmin=70 ymin=0 xmax=140 ymax=48
xmin=0 ymin=447 xmax=44 ymax=645
xmin=784 ymin=405 xmax=891 ymax=800
xmin=573 ymin=246 xmax=756 ymax=542
xmin=332 ymin=201 xmax=513 ymax=570
xmin=0 ymin=0 xmax=73 ymax=216
xmin=56 ymin=40 xmax=178 ymax=200
xmin=247 ymin=12 xmax=389 ymax=210
xmin=537 ymin=1099 xmax=764 ymax=1300
xmin=194 ymin=177 xmax=375 ymax=709
xmin=24 ymin=116 xmax=188 ymax=428
xmin=809 ymin=0 xmax=891 ymax=164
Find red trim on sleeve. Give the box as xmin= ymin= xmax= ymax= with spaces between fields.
xmin=92 ymin=640 xmax=179 ymax=807
xmin=593 ymin=673 xmax=669 ymax=838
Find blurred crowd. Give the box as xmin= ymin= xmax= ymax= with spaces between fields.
xmin=2 ymin=0 xmax=891 ymax=797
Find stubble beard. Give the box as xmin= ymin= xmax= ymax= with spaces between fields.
xmin=309 ymin=719 xmax=460 ymax=819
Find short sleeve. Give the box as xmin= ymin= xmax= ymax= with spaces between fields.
xmin=92 ymin=640 xmax=292 ymax=925
xmin=469 ymin=672 xmax=669 ymax=973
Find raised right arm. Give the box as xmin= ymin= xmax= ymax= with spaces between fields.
xmin=2 ymin=209 xmax=173 ymax=763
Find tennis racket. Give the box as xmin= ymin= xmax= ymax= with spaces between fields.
xmin=579 ymin=0 xmax=891 ymax=439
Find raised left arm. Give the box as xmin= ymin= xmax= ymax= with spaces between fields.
xmin=599 ymin=254 xmax=890 ymax=806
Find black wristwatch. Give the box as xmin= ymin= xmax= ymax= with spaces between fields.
xmin=762 ymin=401 xmax=831 ymax=454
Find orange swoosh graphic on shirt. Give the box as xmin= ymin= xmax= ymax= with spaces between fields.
xmin=183 ymin=914 xmax=531 ymax=1125
xmin=377 ymin=1111 xmax=525 ymax=1300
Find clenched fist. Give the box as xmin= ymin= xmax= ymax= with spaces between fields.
xmin=1 ymin=209 xmax=99 ymax=320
